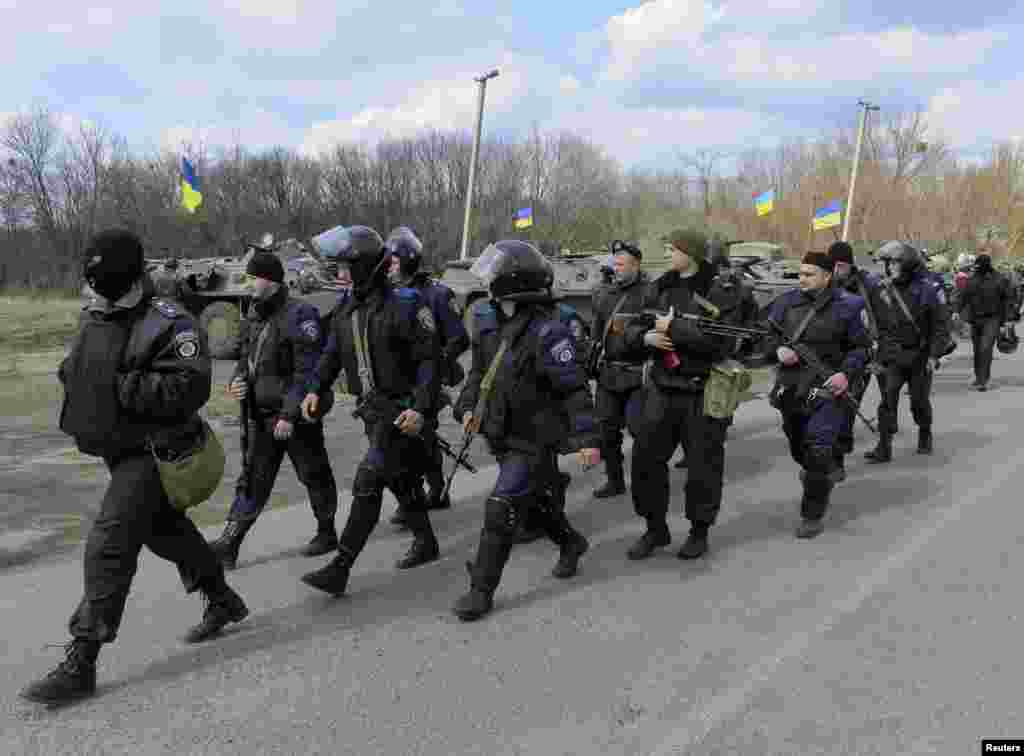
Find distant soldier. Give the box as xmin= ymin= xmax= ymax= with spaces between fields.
xmin=589 ymin=240 xmax=649 ymax=498
xmin=208 ymin=250 xmax=339 ymax=570
xmin=22 ymin=230 xmax=247 ymax=705
xmin=862 ymin=242 xmax=949 ymax=463
xmin=765 ymin=252 xmax=870 ymax=538
xmin=958 ymin=253 xmax=1014 ymax=390
xmin=385 ymin=226 xmax=470 ymax=518
xmin=828 ymin=241 xmax=882 ymax=475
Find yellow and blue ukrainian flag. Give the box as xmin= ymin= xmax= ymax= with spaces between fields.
xmin=754 ymin=190 xmax=774 ymax=217
xmin=812 ymin=200 xmax=842 ymax=230
xmin=513 ymin=207 xmax=533 ymax=229
xmin=180 ymin=157 xmax=203 ymax=213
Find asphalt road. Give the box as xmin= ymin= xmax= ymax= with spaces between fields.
xmin=2 ymin=344 xmax=1023 ymax=755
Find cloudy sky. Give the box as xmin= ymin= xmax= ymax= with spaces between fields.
xmin=7 ymin=0 xmax=1022 ymax=169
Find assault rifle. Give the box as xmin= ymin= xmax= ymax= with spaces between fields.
xmin=766 ymin=318 xmax=878 ymax=434
xmin=613 ymin=309 xmax=769 ymax=342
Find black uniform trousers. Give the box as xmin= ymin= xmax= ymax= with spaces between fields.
xmin=229 ymin=416 xmax=337 ymax=526
xmin=628 ymin=383 xmax=728 ymax=527
xmin=595 ymin=380 xmax=642 ymax=475
xmin=339 ymin=419 xmax=433 ymax=558
xmin=971 ymin=317 xmax=1001 ymax=385
xmin=877 ymin=360 xmax=933 ymax=434
xmin=69 ymin=452 xmax=221 ymax=643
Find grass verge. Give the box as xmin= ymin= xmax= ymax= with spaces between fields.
xmin=0 ymin=294 xmax=81 ymax=357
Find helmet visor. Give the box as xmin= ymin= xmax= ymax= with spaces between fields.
xmin=469 ymin=243 xmax=506 ymax=288
xmin=310 ymin=226 xmax=349 ymax=260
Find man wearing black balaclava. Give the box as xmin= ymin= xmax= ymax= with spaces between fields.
xmin=958 ymin=253 xmax=1013 ymax=390
xmin=21 ymin=230 xmax=248 ymax=705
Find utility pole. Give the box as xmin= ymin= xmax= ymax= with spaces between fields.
xmin=841 ymin=99 xmax=879 ymax=242
xmin=459 ymin=69 xmax=500 ymax=261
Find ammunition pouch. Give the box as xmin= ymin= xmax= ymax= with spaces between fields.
xmin=150 ymin=419 xmax=226 ymax=512
xmin=703 ymin=359 xmax=752 ymax=419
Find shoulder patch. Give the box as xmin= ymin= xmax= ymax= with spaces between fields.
xmin=173 ymin=329 xmax=200 ymax=359
xmin=299 ymin=319 xmax=320 ymax=341
xmin=152 ymin=299 xmax=179 ymax=318
xmin=549 ymin=336 xmax=575 ymax=364
xmin=417 ymin=305 xmax=436 ymax=333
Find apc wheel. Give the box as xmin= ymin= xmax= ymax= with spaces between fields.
xmin=199 ymin=301 xmax=242 ymax=360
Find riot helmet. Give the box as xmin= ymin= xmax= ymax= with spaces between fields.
xmin=385 ymin=226 xmax=424 ymax=277
xmin=470 ymin=240 xmax=554 ymax=301
xmin=311 ymin=224 xmax=386 ymax=295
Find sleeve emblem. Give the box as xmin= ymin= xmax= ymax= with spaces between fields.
xmin=173 ymin=330 xmax=200 ymax=359
xmin=550 ymin=337 xmax=575 ymax=363
xmin=300 ymin=319 xmax=320 ymax=341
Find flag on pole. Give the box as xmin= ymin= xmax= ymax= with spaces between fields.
xmin=754 ymin=190 xmax=774 ymax=217
xmin=180 ymin=157 xmax=203 ymax=213
xmin=812 ymin=200 xmax=842 ymax=230
xmin=513 ymin=207 xmax=533 ymax=229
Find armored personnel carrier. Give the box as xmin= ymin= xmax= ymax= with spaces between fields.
xmin=127 ymin=234 xmax=343 ymax=360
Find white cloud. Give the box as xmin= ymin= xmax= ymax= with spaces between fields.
xmin=559 ymin=103 xmax=802 ymax=165
xmin=160 ymin=108 xmax=297 ymax=154
xmin=604 ymin=0 xmax=723 ymax=81
xmin=299 ymin=55 xmax=541 ymax=155
xmin=600 ymin=0 xmax=1006 ymax=90
xmin=559 ymin=75 xmax=581 ymax=94
xmin=926 ymin=79 xmax=1024 ymax=148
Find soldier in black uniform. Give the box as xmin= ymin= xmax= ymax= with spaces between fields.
xmin=22 ymin=230 xmax=248 ymax=705
xmin=298 ymin=226 xmax=443 ymax=597
xmin=959 ymin=253 xmax=1014 ymax=390
xmin=207 ymin=251 xmax=339 ymax=570
xmin=385 ymin=226 xmax=470 ymax=520
xmin=620 ymin=229 xmax=744 ymax=561
xmin=590 ymin=240 xmax=649 ymax=498
xmin=765 ymin=252 xmax=870 ymax=538
xmin=862 ymin=242 xmax=950 ymax=463
xmin=828 ymin=241 xmax=883 ymax=477
xmin=451 ymin=240 xmax=600 ymax=621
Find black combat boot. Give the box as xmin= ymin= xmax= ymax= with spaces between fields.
xmin=395 ymin=534 xmax=439 ymax=569
xmin=453 ymin=563 xmax=495 ymax=621
xmin=184 ymin=574 xmax=249 ymax=644
xmin=626 ymin=519 xmax=671 ymax=560
xmin=677 ymin=522 xmax=710 ymax=560
xmin=20 ymin=639 xmax=100 ymax=704
xmin=674 ymin=455 xmax=688 ymax=469
xmin=209 ymin=519 xmax=255 ymax=571
xmin=301 ymin=546 xmax=356 ymax=597
xmin=301 ymin=522 xmax=338 ymax=557
xmin=795 ymin=518 xmax=825 ymax=539
xmin=552 ymin=531 xmax=590 ymax=579
xmin=916 ymin=427 xmax=934 ymax=455
xmin=864 ymin=433 xmax=892 ymax=464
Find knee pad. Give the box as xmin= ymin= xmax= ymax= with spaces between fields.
xmin=353 ymin=462 xmax=386 ymax=497
xmin=803 ymin=445 xmax=834 ymax=475
xmin=483 ymin=495 xmax=519 ymax=536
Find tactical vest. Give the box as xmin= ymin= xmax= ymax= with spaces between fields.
xmin=776 ymin=291 xmax=849 ymax=394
